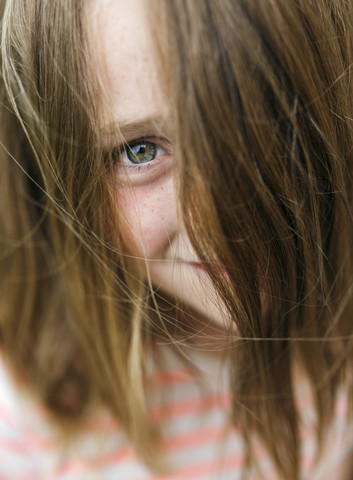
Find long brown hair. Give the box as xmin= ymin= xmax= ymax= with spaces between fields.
xmin=0 ymin=0 xmax=159 ymax=464
xmin=151 ymin=0 xmax=353 ymax=477
xmin=1 ymin=0 xmax=353 ymax=478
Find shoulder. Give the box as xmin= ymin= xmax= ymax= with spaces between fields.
xmin=0 ymin=350 xmax=145 ymax=479
xmin=294 ymin=367 xmax=353 ymax=479
xmin=0 ymin=351 xmax=57 ymax=477
xmin=313 ymin=387 xmax=353 ymax=480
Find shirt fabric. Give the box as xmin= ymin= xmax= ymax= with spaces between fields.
xmin=0 ymin=346 xmax=351 ymax=480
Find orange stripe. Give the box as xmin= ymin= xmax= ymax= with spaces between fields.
xmin=163 ymin=425 xmax=230 ymax=452
xmin=54 ymin=445 xmax=136 ymax=476
xmin=0 ymin=402 xmax=18 ymax=430
xmin=0 ymin=403 xmax=55 ymax=451
xmin=73 ymin=393 xmax=231 ymax=436
xmin=158 ymin=452 xmax=247 ymax=480
xmin=0 ymin=437 xmax=28 ymax=455
xmin=147 ymin=368 xmax=195 ymax=387
xmin=54 ymin=442 xmax=247 ymax=480
xmin=126 ymin=451 xmax=247 ymax=480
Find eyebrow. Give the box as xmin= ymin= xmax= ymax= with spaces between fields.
xmin=101 ymin=114 xmax=170 ymax=143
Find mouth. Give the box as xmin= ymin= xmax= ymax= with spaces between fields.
xmin=178 ymin=260 xmax=208 ymax=275
xmin=176 ymin=260 xmax=230 ymax=283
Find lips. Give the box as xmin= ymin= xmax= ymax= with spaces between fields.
xmin=177 ymin=260 xmax=208 ymax=275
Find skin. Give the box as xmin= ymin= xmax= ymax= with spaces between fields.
xmin=88 ymin=0 xmax=229 ymax=329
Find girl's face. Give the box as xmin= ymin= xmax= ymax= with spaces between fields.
xmin=89 ymin=0 xmax=228 ymax=326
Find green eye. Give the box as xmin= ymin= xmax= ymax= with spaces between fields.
xmin=124 ymin=141 xmax=157 ymax=165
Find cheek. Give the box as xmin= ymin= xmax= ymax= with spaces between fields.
xmin=116 ymin=174 xmax=177 ymax=259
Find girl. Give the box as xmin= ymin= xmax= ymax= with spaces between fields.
xmin=0 ymin=0 xmax=352 ymax=478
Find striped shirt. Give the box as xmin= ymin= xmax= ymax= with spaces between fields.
xmin=0 ymin=346 xmax=351 ymax=479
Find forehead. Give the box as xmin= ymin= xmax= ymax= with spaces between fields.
xmin=87 ymin=0 xmax=167 ymax=127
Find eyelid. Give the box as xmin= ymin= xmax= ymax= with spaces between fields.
xmin=114 ymin=136 xmax=171 ymax=165
xmin=113 ymin=136 xmax=173 ymax=186
xmin=127 ymin=136 xmax=171 ymax=152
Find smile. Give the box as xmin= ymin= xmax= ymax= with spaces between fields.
xmin=179 ymin=261 xmax=208 ymax=275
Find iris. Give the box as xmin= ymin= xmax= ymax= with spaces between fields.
xmin=124 ymin=141 xmax=157 ymax=165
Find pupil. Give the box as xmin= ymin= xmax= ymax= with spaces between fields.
xmin=127 ymin=142 xmax=156 ymax=164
